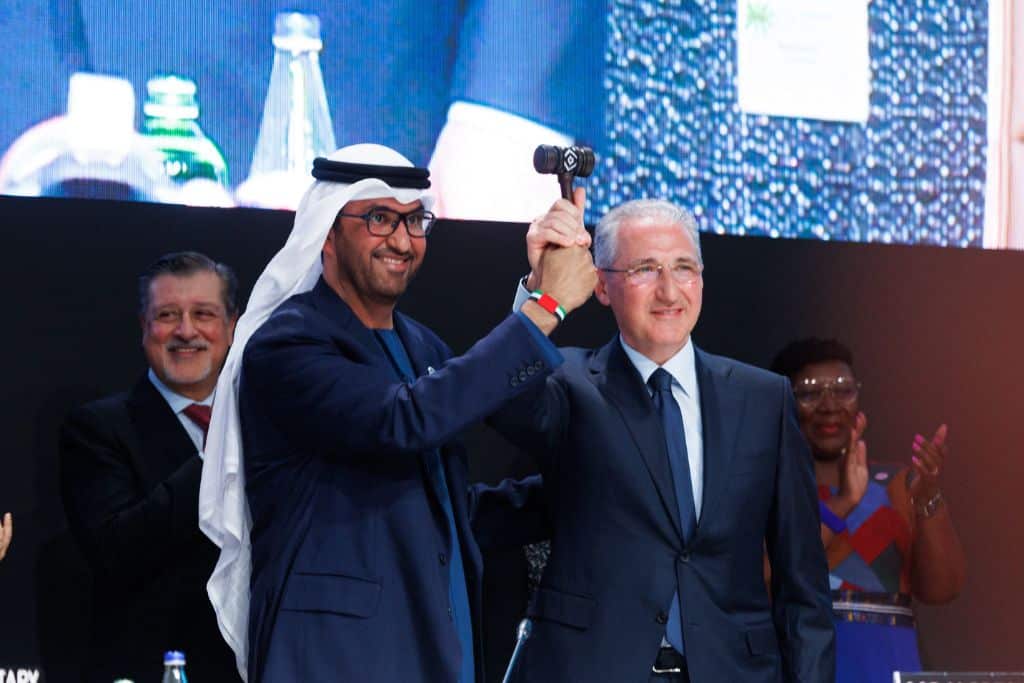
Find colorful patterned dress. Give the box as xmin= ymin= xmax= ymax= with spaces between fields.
xmin=820 ymin=462 xmax=921 ymax=683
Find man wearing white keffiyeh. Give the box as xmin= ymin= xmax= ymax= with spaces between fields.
xmin=199 ymin=143 xmax=596 ymax=682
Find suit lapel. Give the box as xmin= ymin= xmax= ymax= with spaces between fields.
xmin=694 ymin=348 xmax=745 ymax=529
xmin=309 ymin=279 xmax=390 ymax=369
xmin=309 ymin=285 xmax=472 ymax=568
xmin=393 ymin=314 xmax=463 ymax=545
xmin=310 ymin=284 xmax=446 ymax=509
xmin=126 ymin=376 xmax=198 ymax=486
xmin=393 ymin=313 xmax=437 ymax=381
xmin=592 ymin=339 xmax=684 ymax=542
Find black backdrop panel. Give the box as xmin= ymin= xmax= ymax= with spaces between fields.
xmin=0 ymin=196 xmax=1022 ymax=677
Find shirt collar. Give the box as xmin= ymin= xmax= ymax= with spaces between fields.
xmin=148 ymin=368 xmax=214 ymax=414
xmin=619 ymin=336 xmax=697 ymax=398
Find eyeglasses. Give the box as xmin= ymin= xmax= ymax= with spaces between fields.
xmin=599 ymin=260 xmax=704 ymax=287
xmin=337 ymin=207 xmax=436 ymax=237
xmin=792 ymin=377 xmax=861 ymax=408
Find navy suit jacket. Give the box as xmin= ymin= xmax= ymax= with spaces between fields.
xmin=239 ymin=279 xmax=555 ymax=682
xmin=491 ymin=339 xmax=835 ymax=682
xmin=59 ymin=376 xmax=241 ymax=683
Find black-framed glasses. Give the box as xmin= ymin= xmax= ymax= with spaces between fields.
xmin=599 ymin=260 xmax=704 ymax=287
xmin=792 ymin=376 xmax=861 ymax=408
xmin=337 ymin=207 xmax=436 ymax=237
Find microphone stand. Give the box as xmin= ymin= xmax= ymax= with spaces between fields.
xmin=500 ymin=618 xmax=533 ymax=683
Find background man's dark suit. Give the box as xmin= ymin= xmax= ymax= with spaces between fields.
xmin=240 ymin=279 xmax=554 ymax=683
xmin=494 ymin=340 xmax=834 ymax=682
xmin=60 ymin=376 xmax=239 ymax=682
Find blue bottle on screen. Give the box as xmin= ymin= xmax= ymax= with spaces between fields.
xmin=160 ymin=651 xmax=188 ymax=683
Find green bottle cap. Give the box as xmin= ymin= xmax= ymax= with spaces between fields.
xmin=144 ymin=75 xmax=199 ymax=120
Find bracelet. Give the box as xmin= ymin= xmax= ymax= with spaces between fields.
xmin=818 ymin=500 xmax=847 ymax=535
xmin=528 ymin=290 xmax=567 ymax=322
xmin=913 ymin=490 xmax=944 ymax=519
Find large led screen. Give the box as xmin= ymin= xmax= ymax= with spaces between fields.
xmin=0 ymin=1 xmax=995 ymax=246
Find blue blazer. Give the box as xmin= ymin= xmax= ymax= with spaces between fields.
xmin=239 ymin=279 xmax=554 ymax=682
xmin=491 ymin=339 xmax=835 ymax=682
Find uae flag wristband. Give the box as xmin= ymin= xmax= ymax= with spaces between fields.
xmin=529 ymin=290 xmax=567 ymax=322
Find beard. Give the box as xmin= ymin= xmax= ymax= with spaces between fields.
xmin=336 ymin=244 xmax=422 ymax=306
xmin=162 ymin=354 xmax=214 ymax=387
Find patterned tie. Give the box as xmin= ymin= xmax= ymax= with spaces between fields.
xmin=182 ymin=403 xmax=212 ymax=448
xmin=648 ymin=368 xmax=697 ymax=655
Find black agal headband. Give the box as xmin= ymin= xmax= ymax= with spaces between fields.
xmin=311 ymin=157 xmax=431 ymax=189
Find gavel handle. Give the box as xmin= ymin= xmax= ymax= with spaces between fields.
xmin=557 ymin=173 xmax=573 ymax=200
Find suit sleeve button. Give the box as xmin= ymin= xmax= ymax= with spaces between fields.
xmin=518 ymin=371 xmax=528 ymax=381
xmin=656 ymin=611 xmax=668 ymax=625
xmin=510 ymin=377 xmax=519 ymax=387
xmin=439 ymin=553 xmax=447 ymax=566
xmin=526 ymin=366 xmax=536 ymax=376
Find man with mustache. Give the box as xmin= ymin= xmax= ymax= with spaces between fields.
xmin=60 ymin=251 xmax=242 ymax=683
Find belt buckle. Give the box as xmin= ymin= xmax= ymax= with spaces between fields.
xmin=652 ymin=647 xmax=684 ymax=674
xmin=652 ymin=663 xmax=684 ymax=674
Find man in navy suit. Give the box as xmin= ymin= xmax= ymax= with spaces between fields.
xmin=495 ymin=192 xmax=835 ymax=681
xmin=226 ymin=144 xmax=597 ymax=682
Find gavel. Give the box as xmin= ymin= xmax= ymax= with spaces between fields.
xmin=533 ymin=144 xmax=596 ymax=200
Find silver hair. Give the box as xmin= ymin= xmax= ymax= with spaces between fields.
xmin=593 ymin=199 xmax=702 ymax=268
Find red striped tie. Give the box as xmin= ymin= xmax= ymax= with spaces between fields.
xmin=183 ymin=403 xmax=212 ymax=448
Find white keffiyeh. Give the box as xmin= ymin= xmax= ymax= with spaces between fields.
xmin=198 ymin=143 xmax=433 ymax=679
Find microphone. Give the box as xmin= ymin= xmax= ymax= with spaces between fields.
xmin=500 ymin=618 xmax=533 ymax=683
xmin=533 ymin=145 xmax=596 ymax=200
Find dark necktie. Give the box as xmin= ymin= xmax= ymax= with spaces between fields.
xmin=183 ymin=403 xmax=212 ymax=448
xmin=648 ymin=368 xmax=696 ymax=654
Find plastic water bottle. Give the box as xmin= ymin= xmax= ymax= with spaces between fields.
xmin=143 ymin=75 xmax=230 ymax=185
xmin=0 ymin=73 xmax=177 ymax=202
xmin=235 ymin=11 xmax=336 ymax=209
xmin=161 ymin=650 xmax=188 ymax=683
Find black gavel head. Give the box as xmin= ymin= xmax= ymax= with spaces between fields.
xmin=533 ymin=145 xmax=596 ymax=178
